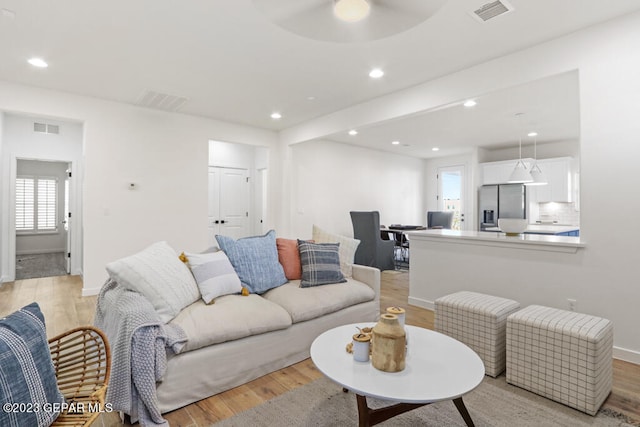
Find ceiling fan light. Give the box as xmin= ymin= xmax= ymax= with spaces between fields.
xmin=526 ymin=162 xmax=548 ymax=186
xmin=334 ymin=0 xmax=370 ymax=23
xmin=508 ymin=160 xmax=534 ymax=183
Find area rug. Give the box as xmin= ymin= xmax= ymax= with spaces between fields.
xmin=15 ymin=252 xmax=67 ymax=280
xmin=212 ymin=375 xmax=638 ymax=427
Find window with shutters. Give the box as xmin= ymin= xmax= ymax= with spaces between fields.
xmin=16 ymin=176 xmax=58 ymax=233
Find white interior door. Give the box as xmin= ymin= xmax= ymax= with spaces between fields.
xmin=437 ymin=165 xmax=466 ymax=230
xmin=208 ymin=167 xmax=250 ymax=244
xmin=219 ymin=168 xmax=250 ymax=238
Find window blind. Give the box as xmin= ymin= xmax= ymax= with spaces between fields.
xmin=16 ymin=178 xmax=35 ymax=231
xmin=37 ymin=178 xmax=57 ymax=230
xmin=15 ymin=176 xmax=57 ymax=232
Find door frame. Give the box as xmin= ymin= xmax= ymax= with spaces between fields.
xmin=6 ymin=156 xmax=81 ymax=281
xmin=437 ymin=164 xmax=468 ymax=230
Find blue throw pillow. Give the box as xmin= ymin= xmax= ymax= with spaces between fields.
xmin=298 ymin=240 xmax=347 ymax=287
xmin=0 ymin=302 xmax=65 ymax=427
xmin=216 ymin=230 xmax=288 ymax=294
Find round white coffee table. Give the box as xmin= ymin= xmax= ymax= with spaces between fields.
xmin=310 ymin=323 xmax=485 ymax=427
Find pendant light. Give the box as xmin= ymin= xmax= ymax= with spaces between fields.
xmin=526 ymin=135 xmax=548 ymax=186
xmin=507 ymin=114 xmax=533 ymax=184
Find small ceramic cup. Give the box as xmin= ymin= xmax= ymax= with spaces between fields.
xmin=352 ymin=333 xmax=371 ymax=362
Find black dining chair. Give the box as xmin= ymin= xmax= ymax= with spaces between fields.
xmin=427 ymin=211 xmax=454 ymax=229
xmin=350 ymin=211 xmax=395 ymax=271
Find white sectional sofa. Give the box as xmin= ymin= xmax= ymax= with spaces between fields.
xmin=158 ymin=264 xmax=379 ymax=412
xmin=95 ymin=233 xmax=379 ymax=424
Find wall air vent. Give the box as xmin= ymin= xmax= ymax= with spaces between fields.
xmin=136 ymin=90 xmax=189 ymax=112
xmin=34 ymin=122 xmax=60 ymax=134
xmin=470 ymin=0 xmax=513 ymax=23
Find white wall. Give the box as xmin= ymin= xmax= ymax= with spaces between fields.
xmin=1 ymin=114 xmax=83 ymax=280
xmin=16 ymin=159 xmax=69 ymax=255
xmin=0 ymin=82 xmax=278 ymax=294
xmin=209 ymin=140 xmax=255 ymax=169
xmin=287 ymin=139 xmax=424 ymax=239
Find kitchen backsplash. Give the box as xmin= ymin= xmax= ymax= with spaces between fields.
xmin=538 ymin=202 xmax=580 ymax=226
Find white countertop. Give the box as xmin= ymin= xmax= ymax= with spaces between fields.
xmin=406 ymin=229 xmax=584 ymax=253
xmin=485 ymin=224 xmax=579 ymax=234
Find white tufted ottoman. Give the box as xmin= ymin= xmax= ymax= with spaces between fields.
xmin=506 ymin=305 xmax=613 ymax=415
xmin=435 ymin=291 xmax=520 ymax=377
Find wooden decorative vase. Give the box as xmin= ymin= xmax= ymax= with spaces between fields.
xmin=371 ymin=313 xmax=406 ymax=372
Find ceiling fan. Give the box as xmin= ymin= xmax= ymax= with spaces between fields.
xmin=252 ymin=0 xmax=448 ymax=43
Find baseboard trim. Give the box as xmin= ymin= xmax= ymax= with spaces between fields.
xmin=82 ymin=286 xmax=100 ymax=297
xmin=16 ymin=249 xmax=66 ymax=255
xmin=407 ymin=296 xmax=639 ymax=366
xmin=613 ymin=346 xmax=640 ymax=365
xmin=408 ymin=296 xmax=434 ymax=311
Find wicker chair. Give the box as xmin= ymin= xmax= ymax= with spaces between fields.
xmin=48 ymin=326 xmax=111 ymax=427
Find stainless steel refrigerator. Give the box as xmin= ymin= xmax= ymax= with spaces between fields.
xmin=478 ymin=184 xmax=527 ymax=231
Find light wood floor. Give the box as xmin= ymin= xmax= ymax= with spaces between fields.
xmin=1 ymin=271 xmax=639 ymax=426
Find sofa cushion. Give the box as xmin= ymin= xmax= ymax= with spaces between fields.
xmin=312 ymin=225 xmax=359 ymax=277
xmin=170 ymin=294 xmax=293 ymax=353
xmin=183 ymin=251 xmax=242 ymax=304
xmin=262 ymin=277 xmax=376 ymax=323
xmin=106 ymin=241 xmax=200 ymax=323
xmin=216 ymin=230 xmax=288 ymax=294
xmin=298 ymin=240 xmax=346 ymax=287
xmin=0 ymin=303 xmax=65 ymax=427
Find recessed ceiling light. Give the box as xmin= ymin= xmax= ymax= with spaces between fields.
xmin=270 ymin=112 xmax=282 ymax=120
xmin=369 ymin=68 xmax=384 ymax=79
xmin=463 ymin=100 xmax=477 ymax=108
xmin=28 ymin=58 xmax=48 ymax=68
xmin=391 ymin=140 xmax=400 ymax=145
xmin=432 ymin=147 xmax=440 ymax=151
xmin=528 ymin=132 xmax=538 ymax=137
xmin=348 ymin=130 xmax=358 ymax=136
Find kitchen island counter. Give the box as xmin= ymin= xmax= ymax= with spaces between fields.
xmin=407 ymin=229 xmax=584 ymax=253
xmin=406 ymin=229 xmax=587 ymax=324
xmin=484 ymin=224 xmax=580 ymax=236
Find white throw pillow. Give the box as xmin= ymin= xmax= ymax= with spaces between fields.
xmin=184 ymin=251 xmax=242 ymax=304
xmin=312 ymin=225 xmax=360 ymax=277
xmin=106 ymin=241 xmax=200 ymax=323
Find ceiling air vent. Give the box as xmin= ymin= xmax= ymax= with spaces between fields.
xmin=34 ymin=122 xmax=60 ymax=134
xmin=136 ymin=90 xmax=188 ymax=112
xmin=470 ymin=0 xmax=513 ymax=23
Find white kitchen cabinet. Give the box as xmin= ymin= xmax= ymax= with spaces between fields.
xmin=533 ymin=157 xmax=573 ymax=203
xmin=480 ymin=159 xmax=533 ymax=185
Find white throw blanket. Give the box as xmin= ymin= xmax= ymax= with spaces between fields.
xmin=94 ymin=279 xmax=187 ymax=427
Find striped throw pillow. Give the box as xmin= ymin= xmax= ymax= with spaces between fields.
xmin=185 ymin=251 xmax=243 ymax=304
xmin=298 ymin=240 xmax=347 ymax=287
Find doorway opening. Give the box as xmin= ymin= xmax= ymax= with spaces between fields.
xmin=437 ymin=165 xmax=466 ymax=230
xmin=15 ymin=159 xmax=71 ymax=280
xmin=208 ymin=140 xmax=269 ymax=245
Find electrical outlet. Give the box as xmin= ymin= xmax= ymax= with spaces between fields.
xmin=567 ymin=298 xmax=577 ymax=311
